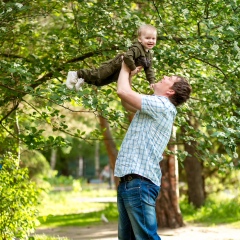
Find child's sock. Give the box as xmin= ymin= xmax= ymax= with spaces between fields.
xmin=66 ymin=71 xmax=78 ymax=89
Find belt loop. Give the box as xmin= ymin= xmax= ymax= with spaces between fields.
xmin=127 ymin=175 xmax=133 ymax=181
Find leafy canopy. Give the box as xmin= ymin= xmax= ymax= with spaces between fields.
xmin=0 ymin=0 xmax=239 ymax=168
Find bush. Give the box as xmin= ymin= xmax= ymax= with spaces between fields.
xmin=0 ymin=153 xmax=41 ymax=239
xmin=44 ymin=174 xmax=74 ymax=186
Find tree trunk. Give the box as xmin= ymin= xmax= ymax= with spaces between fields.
xmin=184 ymin=140 xmax=205 ymax=207
xmin=181 ymin=120 xmax=205 ymax=208
xmin=50 ymin=148 xmax=57 ymax=170
xmin=98 ymin=116 xmax=119 ymax=188
xmin=156 ymin=127 xmax=184 ymax=228
xmin=95 ymin=140 xmax=100 ymax=177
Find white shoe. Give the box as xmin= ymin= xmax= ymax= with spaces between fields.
xmin=75 ymin=78 xmax=84 ymax=91
xmin=66 ymin=71 xmax=78 ymax=89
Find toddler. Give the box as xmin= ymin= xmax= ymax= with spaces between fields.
xmin=66 ymin=24 xmax=157 ymax=90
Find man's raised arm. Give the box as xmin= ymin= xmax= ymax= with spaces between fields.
xmin=117 ymin=62 xmax=142 ymax=111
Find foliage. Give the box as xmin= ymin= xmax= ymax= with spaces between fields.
xmin=0 ymin=153 xmax=41 ymax=239
xmin=45 ymin=174 xmax=75 ymax=186
xmin=204 ymin=169 xmax=240 ymax=194
xmin=20 ymin=149 xmax=52 ymax=179
xmin=179 ymin=168 xmax=240 ymax=197
xmin=180 ymin=193 xmax=240 ymax=226
xmin=0 ymin=0 xmax=239 ymax=170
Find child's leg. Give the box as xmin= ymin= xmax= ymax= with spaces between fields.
xmin=77 ymin=54 xmax=123 ymax=86
xmin=98 ymin=70 xmax=121 ymax=86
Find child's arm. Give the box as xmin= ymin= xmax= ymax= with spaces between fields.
xmin=123 ymin=45 xmax=142 ymax=72
xmin=130 ymin=68 xmax=139 ymax=76
xmin=144 ymin=51 xmax=155 ymax=86
xmin=145 ymin=66 xmax=155 ymax=85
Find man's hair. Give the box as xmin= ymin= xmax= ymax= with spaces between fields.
xmin=137 ymin=24 xmax=157 ymax=37
xmin=169 ymin=76 xmax=192 ymax=106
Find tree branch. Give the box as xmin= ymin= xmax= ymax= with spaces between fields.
xmin=151 ymin=0 xmax=163 ymax=23
xmin=0 ymin=102 xmax=19 ymax=124
xmin=0 ymin=53 xmax=31 ymax=62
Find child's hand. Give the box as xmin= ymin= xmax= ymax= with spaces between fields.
xmin=130 ymin=66 xmax=143 ymax=76
xmin=130 ymin=68 xmax=138 ymax=76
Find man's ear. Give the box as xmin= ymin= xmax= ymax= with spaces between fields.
xmin=167 ymin=89 xmax=175 ymax=96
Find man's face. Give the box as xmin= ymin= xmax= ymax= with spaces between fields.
xmin=153 ymin=76 xmax=178 ymax=96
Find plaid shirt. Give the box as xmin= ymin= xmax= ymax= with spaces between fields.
xmin=114 ymin=95 xmax=177 ymax=186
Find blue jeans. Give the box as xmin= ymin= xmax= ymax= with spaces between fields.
xmin=117 ymin=178 xmax=161 ymax=240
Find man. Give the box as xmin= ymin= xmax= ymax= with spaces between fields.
xmin=115 ymin=63 xmax=192 ymax=240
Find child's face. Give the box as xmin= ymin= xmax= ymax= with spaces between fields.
xmin=138 ymin=29 xmax=157 ymax=51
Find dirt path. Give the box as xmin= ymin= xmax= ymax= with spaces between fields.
xmin=35 ymin=222 xmax=240 ymax=240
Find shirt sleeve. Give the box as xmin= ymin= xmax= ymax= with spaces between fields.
xmin=141 ymin=95 xmax=164 ymax=118
xmin=141 ymin=95 xmax=177 ymax=119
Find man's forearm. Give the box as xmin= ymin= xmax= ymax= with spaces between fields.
xmin=117 ymin=63 xmax=132 ymax=95
xmin=117 ymin=62 xmax=142 ymax=110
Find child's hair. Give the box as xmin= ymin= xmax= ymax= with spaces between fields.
xmin=137 ymin=24 xmax=157 ymax=37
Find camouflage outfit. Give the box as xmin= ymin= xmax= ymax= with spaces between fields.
xmin=77 ymin=42 xmax=155 ymax=86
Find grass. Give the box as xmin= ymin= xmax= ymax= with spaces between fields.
xmin=38 ymin=192 xmax=109 ymax=216
xmin=37 ymin=187 xmax=240 ymax=228
xmin=38 ymin=186 xmax=116 ymax=215
xmin=180 ymin=192 xmax=240 ymax=228
xmin=37 ymin=187 xmax=118 ymax=228
xmin=33 ymin=187 xmax=240 ymax=240
xmin=33 ymin=187 xmax=118 ymax=239
xmin=34 ymin=187 xmax=240 ymax=240
xmin=38 ymin=203 xmax=118 ymax=228
xmin=32 ymin=170 xmax=240 ymax=240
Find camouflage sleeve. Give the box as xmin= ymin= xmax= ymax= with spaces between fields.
xmin=145 ymin=53 xmax=155 ymax=84
xmin=123 ymin=46 xmax=142 ymax=71
xmin=145 ymin=65 xmax=156 ymax=84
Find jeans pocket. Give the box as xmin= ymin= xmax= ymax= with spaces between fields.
xmin=147 ymin=184 xmax=160 ymax=206
xmin=124 ymin=180 xmax=141 ymax=208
